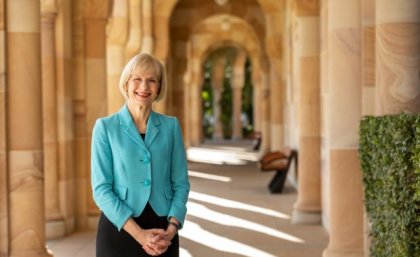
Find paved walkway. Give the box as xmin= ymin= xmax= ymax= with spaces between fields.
xmin=48 ymin=141 xmax=328 ymax=257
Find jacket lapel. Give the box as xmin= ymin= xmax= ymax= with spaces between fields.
xmin=145 ymin=111 xmax=160 ymax=147
xmin=118 ymin=104 xmax=148 ymax=151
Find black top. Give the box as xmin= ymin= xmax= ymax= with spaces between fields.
xmin=140 ymin=133 xmax=145 ymax=140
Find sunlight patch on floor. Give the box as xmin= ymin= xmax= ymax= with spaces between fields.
xmin=188 ymin=170 xmax=232 ymax=182
xmin=189 ymin=191 xmax=290 ymax=219
xmin=187 ymin=201 xmax=304 ymax=243
xmin=187 ymin=147 xmax=259 ymax=165
xmin=180 ymin=247 xmax=193 ymax=257
xmin=180 ymin=221 xmax=279 ymax=257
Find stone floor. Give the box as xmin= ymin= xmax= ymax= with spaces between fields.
xmin=48 ymin=141 xmax=328 ymax=257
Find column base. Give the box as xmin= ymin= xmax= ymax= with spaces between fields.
xmin=46 ymin=219 xmax=66 ymax=239
xmin=292 ymin=209 xmax=321 ymax=224
xmin=10 ymin=250 xmax=53 ymax=257
xmin=323 ymin=248 xmax=364 ymax=257
xmin=88 ymin=215 xmax=100 ymax=229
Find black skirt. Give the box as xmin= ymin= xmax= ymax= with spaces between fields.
xmin=96 ymin=203 xmax=179 ymax=257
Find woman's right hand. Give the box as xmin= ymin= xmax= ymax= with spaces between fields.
xmin=137 ymin=228 xmax=171 ymax=256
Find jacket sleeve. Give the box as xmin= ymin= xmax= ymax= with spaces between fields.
xmin=167 ymin=117 xmax=190 ymax=228
xmin=91 ymin=119 xmax=134 ymax=231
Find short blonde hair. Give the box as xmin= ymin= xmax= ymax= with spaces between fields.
xmin=119 ymin=53 xmax=167 ymax=102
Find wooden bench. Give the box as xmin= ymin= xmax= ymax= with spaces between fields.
xmin=258 ymin=148 xmax=297 ymax=193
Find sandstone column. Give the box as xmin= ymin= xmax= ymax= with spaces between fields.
xmin=376 ymin=0 xmax=420 ymax=114
xmin=232 ymin=53 xmax=246 ymax=139
xmin=0 ymin=0 xmax=7 ymax=254
xmin=41 ymin=0 xmax=65 ymax=239
xmin=292 ymin=0 xmax=322 ymax=224
xmin=56 ymin=0 xmax=76 ymax=235
xmin=125 ymin=0 xmax=142 ymax=61
xmin=361 ymin=0 xmax=375 ymax=255
xmin=140 ymin=0 xmax=153 ymax=54
xmin=6 ymin=0 xmax=52 ymax=256
xmin=106 ymin=0 xmax=128 ymax=114
xmin=362 ymin=0 xmax=375 ymax=116
xmin=266 ymin=12 xmax=284 ymax=151
xmin=252 ymin=65 xmax=261 ymax=134
xmin=322 ymin=1 xmax=364 ymax=257
xmin=83 ymin=0 xmax=110 ymax=229
xmin=190 ymin=59 xmax=203 ymax=145
xmin=260 ymin=73 xmax=271 ymax=153
xmin=212 ymin=57 xmax=225 ymax=139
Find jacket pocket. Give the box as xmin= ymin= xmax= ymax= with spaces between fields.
xmin=164 ymin=186 xmax=173 ymax=199
xmin=114 ymin=185 xmax=128 ymax=200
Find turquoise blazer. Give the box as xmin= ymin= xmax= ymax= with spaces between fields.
xmin=91 ymin=105 xmax=190 ymax=231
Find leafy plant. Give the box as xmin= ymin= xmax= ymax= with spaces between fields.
xmin=241 ymin=58 xmax=253 ymax=137
xmin=359 ymin=114 xmax=420 ymax=257
xmin=220 ymin=59 xmax=232 ymax=139
xmin=201 ymin=61 xmax=214 ymax=139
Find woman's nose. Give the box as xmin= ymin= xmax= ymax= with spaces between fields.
xmin=139 ymin=80 xmax=147 ymax=88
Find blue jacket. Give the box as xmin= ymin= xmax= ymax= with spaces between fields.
xmin=91 ymin=104 xmax=190 ymax=231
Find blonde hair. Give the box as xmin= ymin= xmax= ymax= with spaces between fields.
xmin=118 ymin=53 xmax=167 ymax=102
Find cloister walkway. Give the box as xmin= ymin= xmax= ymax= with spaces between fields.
xmin=47 ymin=140 xmax=328 ymax=257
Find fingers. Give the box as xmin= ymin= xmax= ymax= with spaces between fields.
xmin=143 ymin=244 xmax=161 ymax=256
xmin=141 ymin=229 xmax=172 ymax=256
xmin=143 ymin=243 xmax=169 ymax=256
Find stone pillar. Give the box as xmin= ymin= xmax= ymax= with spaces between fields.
xmin=292 ymin=0 xmax=322 ymax=224
xmin=252 ymin=65 xmax=261 ymax=134
xmin=83 ymin=0 xmax=110 ymax=229
xmin=0 ymin=0 xmax=8 ymax=255
xmin=41 ymin=0 xmax=65 ymax=239
xmin=125 ymin=0 xmax=141 ymax=61
xmin=56 ymin=0 xmax=76 ymax=235
xmin=232 ymin=53 xmax=246 ymax=139
xmin=266 ymin=12 xmax=284 ymax=151
xmin=362 ymin=0 xmax=375 ymax=116
xmin=269 ymin=57 xmax=284 ymax=151
xmin=212 ymin=57 xmax=225 ymax=139
xmin=6 ymin=0 xmax=52 ymax=256
xmin=361 ymin=1 xmax=375 ymax=255
xmin=376 ymin=0 xmax=420 ymax=114
xmin=322 ymin=1 xmax=364 ymax=257
xmin=260 ymin=73 xmax=271 ymax=153
xmin=190 ymin=60 xmax=203 ymax=145
xmin=140 ymin=0 xmax=153 ymax=54
xmin=106 ymin=0 xmax=128 ymax=114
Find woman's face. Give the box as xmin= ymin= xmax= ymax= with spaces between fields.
xmin=126 ymin=69 xmax=159 ymax=108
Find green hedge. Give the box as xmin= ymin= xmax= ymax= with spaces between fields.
xmin=359 ymin=114 xmax=420 ymax=257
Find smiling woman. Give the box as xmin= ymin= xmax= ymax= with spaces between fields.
xmin=91 ymin=53 xmax=190 ymax=257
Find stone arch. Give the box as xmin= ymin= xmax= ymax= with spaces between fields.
xmin=155 ymin=0 xmax=271 ymax=61
xmin=182 ymin=14 xmax=269 ymax=145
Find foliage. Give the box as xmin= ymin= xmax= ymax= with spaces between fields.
xmin=359 ymin=114 xmax=420 ymax=257
xmin=201 ymin=61 xmax=214 ymax=139
xmin=220 ymin=59 xmax=232 ymax=139
xmin=241 ymin=58 xmax=253 ymax=137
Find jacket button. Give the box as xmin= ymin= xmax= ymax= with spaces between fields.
xmin=144 ymin=179 xmax=151 ymax=186
xmin=142 ymin=157 xmax=150 ymax=164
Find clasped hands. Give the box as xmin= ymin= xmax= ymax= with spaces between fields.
xmin=138 ymin=226 xmax=177 ymax=256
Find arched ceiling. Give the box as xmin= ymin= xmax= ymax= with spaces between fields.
xmin=154 ymin=0 xmax=280 ymax=60
xmin=189 ymin=14 xmax=268 ymax=76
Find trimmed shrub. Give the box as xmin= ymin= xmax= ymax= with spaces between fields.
xmin=359 ymin=114 xmax=420 ymax=257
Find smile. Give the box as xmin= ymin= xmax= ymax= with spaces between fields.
xmin=135 ymin=91 xmax=151 ymax=98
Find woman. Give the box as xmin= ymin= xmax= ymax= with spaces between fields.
xmin=91 ymin=53 xmax=190 ymax=257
